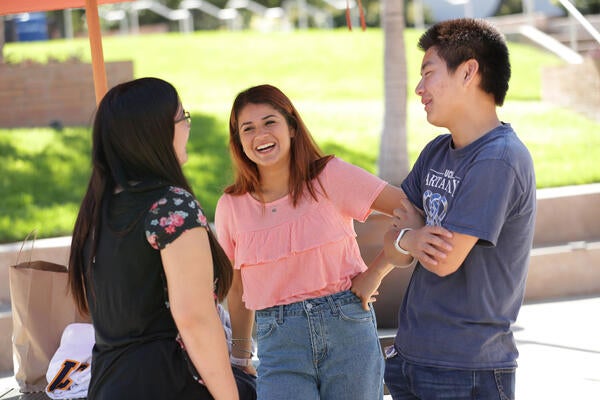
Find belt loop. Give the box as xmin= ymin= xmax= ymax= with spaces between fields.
xmin=277 ymin=305 xmax=284 ymax=324
xmin=326 ymin=295 xmax=339 ymax=316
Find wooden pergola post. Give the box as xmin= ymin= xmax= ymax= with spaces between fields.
xmin=85 ymin=0 xmax=107 ymax=104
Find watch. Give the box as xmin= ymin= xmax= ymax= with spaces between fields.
xmin=393 ymin=228 xmax=413 ymax=255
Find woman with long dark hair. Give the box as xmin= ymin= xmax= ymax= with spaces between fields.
xmin=68 ymin=77 xmax=239 ymax=400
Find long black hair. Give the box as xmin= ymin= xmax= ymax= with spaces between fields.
xmin=68 ymin=77 xmax=232 ymax=315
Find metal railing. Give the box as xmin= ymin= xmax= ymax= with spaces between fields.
xmin=557 ymin=0 xmax=600 ymax=51
xmin=90 ymin=0 xmax=335 ymax=34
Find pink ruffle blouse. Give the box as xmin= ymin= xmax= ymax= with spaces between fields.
xmin=215 ymin=157 xmax=386 ymax=310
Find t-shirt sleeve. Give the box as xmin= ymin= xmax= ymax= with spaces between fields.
xmin=144 ymin=186 xmax=208 ymax=250
xmin=323 ymin=157 xmax=387 ymax=222
xmin=401 ymin=139 xmax=438 ymax=211
xmin=214 ymin=195 xmax=235 ymax=263
xmin=445 ymin=159 xmax=518 ymax=246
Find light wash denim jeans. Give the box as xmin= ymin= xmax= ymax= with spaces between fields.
xmin=255 ymin=290 xmax=384 ymax=400
xmin=384 ymin=347 xmax=515 ymax=400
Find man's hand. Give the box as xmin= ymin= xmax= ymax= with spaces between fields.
xmin=400 ymin=225 xmax=453 ymax=266
xmin=383 ymin=224 xmax=453 ymax=268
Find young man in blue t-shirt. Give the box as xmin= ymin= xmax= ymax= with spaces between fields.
xmin=379 ymin=18 xmax=536 ymax=399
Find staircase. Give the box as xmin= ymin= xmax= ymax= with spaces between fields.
xmin=544 ymin=14 xmax=600 ymax=55
xmin=524 ymin=184 xmax=600 ymax=301
xmin=487 ymin=12 xmax=600 ymax=62
xmin=488 ymin=10 xmax=600 ymax=121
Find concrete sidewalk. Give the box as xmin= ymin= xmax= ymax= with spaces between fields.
xmin=513 ymin=296 xmax=600 ymax=399
xmin=1 ymin=296 xmax=599 ymax=399
xmin=378 ymin=296 xmax=600 ymax=399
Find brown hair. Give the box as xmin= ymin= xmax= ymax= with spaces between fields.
xmin=225 ymin=84 xmax=333 ymax=206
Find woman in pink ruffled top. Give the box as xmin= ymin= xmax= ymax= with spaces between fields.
xmin=215 ymin=84 xmax=415 ymax=399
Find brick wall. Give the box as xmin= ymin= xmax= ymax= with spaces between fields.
xmin=541 ymin=57 xmax=600 ymax=122
xmin=0 ymin=60 xmax=133 ymax=128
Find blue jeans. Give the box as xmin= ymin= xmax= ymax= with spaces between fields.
xmin=384 ymin=348 xmax=515 ymax=400
xmin=255 ymin=290 xmax=384 ymax=400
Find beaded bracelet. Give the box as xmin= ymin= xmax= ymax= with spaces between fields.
xmin=232 ymin=348 xmax=254 ymax=356
xmin=231 ymin=338 xmax=253 ymax=342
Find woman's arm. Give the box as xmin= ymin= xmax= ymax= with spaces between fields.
xmin=227 ymin=269 xmax=257 ymax=376
xmin=370 ymin=184 xmax=410 ymax=217
xmin=351 ymin=185 xmax=421 ymax=308
xmin=161 ymin=227 xmax=239 ymax=400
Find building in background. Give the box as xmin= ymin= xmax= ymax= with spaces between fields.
xmin=421 ymin=0 xmax=564 ymax=21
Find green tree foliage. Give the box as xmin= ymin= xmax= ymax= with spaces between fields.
xmin=496 ymin=0 xmax=523 ymax=15
xmin=570 ymin=0 xmax=600 ymax=13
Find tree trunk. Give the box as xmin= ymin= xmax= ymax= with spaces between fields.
xmin=378 ymin=0 xmax=408 ymax=186
xmin=0 ymin=17 xmax=4 ymax=64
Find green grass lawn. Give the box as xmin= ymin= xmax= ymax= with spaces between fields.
xmin=1 ymin=28 xmax=599 ymax=243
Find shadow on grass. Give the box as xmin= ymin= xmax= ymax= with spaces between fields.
xmin=184 ymin=112 xmax=233 ymax=221
xmin=0 ymin=129 xmax=92 ymax=243
xmin=0 ymin=112 xmax=229 ymax=243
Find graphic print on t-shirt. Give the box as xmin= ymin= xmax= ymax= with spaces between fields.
xmin=423 ymin=168 xmax=461 ymax=226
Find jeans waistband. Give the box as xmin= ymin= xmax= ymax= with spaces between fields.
xmin=255 ymin=290 xmax=359 ymax=319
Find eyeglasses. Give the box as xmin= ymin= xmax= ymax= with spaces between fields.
xmin=175 ymin=110 xmax=191 ymax=124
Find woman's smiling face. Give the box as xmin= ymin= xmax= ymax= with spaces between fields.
xmin=237 ymin=103 xmax=293 ymax=171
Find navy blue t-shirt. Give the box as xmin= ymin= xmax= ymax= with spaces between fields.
xmin=396 ymin=123 xmax=536 ymax=369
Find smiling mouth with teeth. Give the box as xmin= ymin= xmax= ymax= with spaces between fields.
xmin=256 ymin=143 xmax=276 ymax=152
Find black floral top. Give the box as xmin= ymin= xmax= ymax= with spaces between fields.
xmin=86 ymin=185 xmax=215 ymax=399
xmin=145 ymin=186 xmax=208 ymax=250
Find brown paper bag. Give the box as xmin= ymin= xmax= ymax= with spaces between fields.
xmin=9 ymin=251 xmax=87 ymax=392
